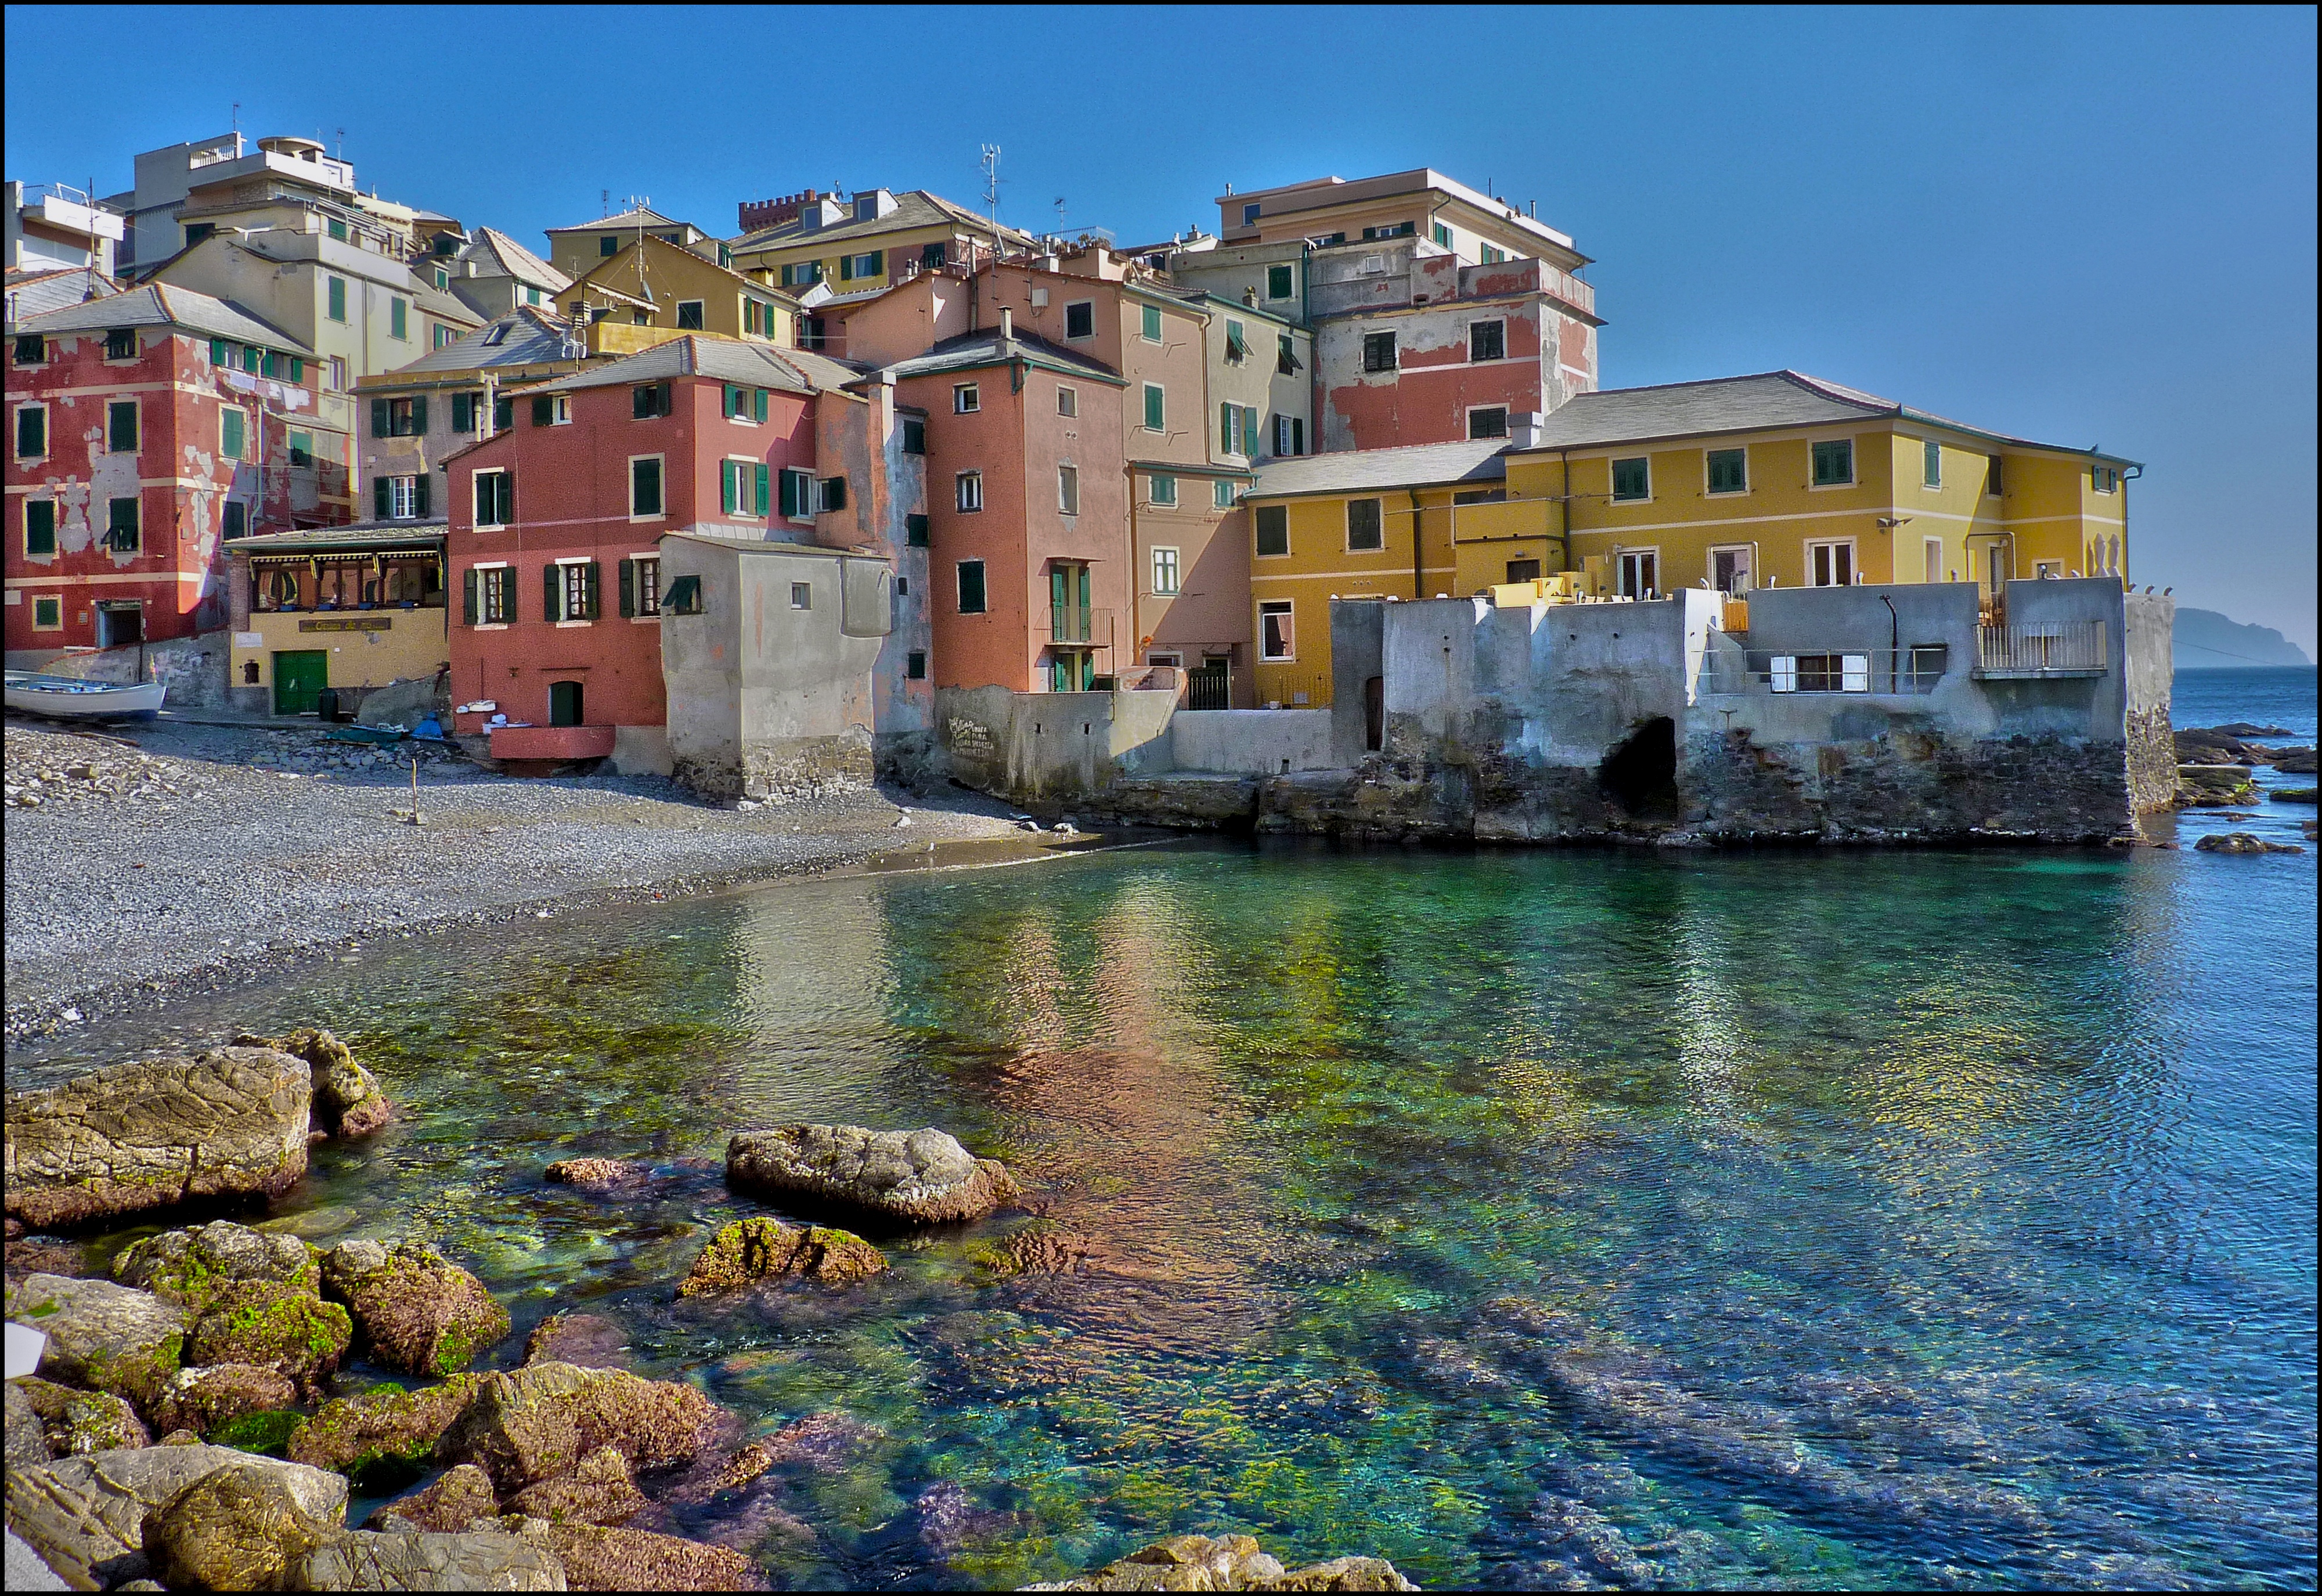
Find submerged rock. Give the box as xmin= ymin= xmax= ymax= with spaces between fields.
xmin=758 ymin=1411 xmax=886 ymax=1474
xmin=524 ymin=1312 xmax=633 ymax=1370
xmin=3 ymin=1273 xmax=185 ymax=1409
xmin=976 ymin=1222 xmax=1104 ymax=1279
xmin=725 ymin=1124 xmax=1020 ymax=1226
xmin=7 ymin=1378 xmax=55 ymax=1469
xmin=540 ymin=1522 xmax=763 ymax=1591
xmin=239 ymin=1027 xmax=392 ymax=1139
xmin=445 ymin=1360 xmax=721 ymax=1491
xmin=5 ymin=1233 xmax=88 ymax=1280
xmin=4 ymin=1442 xmax=348 ymax=1590
xmin=676 ymin=1216 xmax=888 ymax=1296
xmin=296 ymin=1526 xmax=568 ymax=1591
xmin=3 ymin=1047 xmax=311 ymax=1229
xmin=506 ymin=1444 xmax=648 ymax=1526
xmin=544 ymin=1158 xmax=649 ymax=1193
xmin=186 ymin=1278 xmax=354 ymax=1394
xmin=148 ymin=1362 xmax=300 ymax=1439
xmin=1021 ymin=1533 xmax=1419 ymax=1591
xmin=142 ymin=1455 xmax=343 ymax=1591
xmin=287 ymin=1374 xmax=483 ymax=1477
xmin=912 ymin=1479 xmax=1021 ymax=1557
xmin=320 ymin=1238 xmax=510 ymax=1376
xmin=114 ymin=1219 xmax=318 ymax=1313
xmin=16 ymin=1377 xmax=152 ymax=1456
xmin=367 ymin=1463 xmax=501 ymax=1532
xmin=2195 ymin=832 xmax=2305 ymax=854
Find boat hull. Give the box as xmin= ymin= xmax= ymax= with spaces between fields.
xmin=3 ymin=677 xmax=167 ymax=720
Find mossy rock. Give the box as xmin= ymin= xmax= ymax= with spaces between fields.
xmin=208 ymin=1407 xmax=307 ymax=1456
xmin=319 ymin=1238 xmax=511 ymax=1377
xmin=676 ymin=1216 xmax=888 ymax=1297
xmin=286 ymin=1373 xmax=482 ymax=1481
xmin=114 ymin=1221 xmax=320 ymax=1316
xmin=189 ymin=1280 xmax=353 ymax=1391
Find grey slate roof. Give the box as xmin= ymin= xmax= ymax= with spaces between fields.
xmin=228 ymin=522 xmax=446 ymax=554
xmin=510 ymin=335 xmax=865 ymax=397
xmin=1249 ymin=439 xmax=1508 ymax=499
xmin=463 ymin=226 xmax=571 ymax=292
xmin=375 ymin=308 xmax=578 ymax=378
xmin=12 ymin=281 xmax=309 ymax=353
xmin=4 ymin=267 xmax=118 ymax=324
xmin=884 ymin=327 xmax=1120 ymax=384
xmin=732 ymin=190 xmax=1033 ymax=252
xmin=546 ymin=206 xmax=682 ymax=236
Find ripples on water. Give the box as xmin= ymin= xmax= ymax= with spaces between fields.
xmin=14 ymin=670 xmax=2316 ymax=1590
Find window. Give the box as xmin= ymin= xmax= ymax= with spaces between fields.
xmin=956 ymin=471 xmax=984 ymax=512
xmin=900 ymin=417 xmax=926 ymax=454
xmin=1985 ymin=455 xmax=2004 ymax=496
xmin=13 ymin=334 xmax=45 ymax=366
xmin=664 ymin=573 xmax=704 ymax=614
xmin=1812 ymin=438 xmax=1854 ymax=487
xmin=906 ymin=514 xmax=929 ymax=547
xmin=1141 ymin=303 xmax=1163 ymax=342
xmin=1142 ymin=383 xmax=1165 ymax=432
xmin=1343 ymin=495 xmax=1390 ymax=551
xmin=633 ymin=382 xmax=672 ymax=420
xmin=374 ymin=395 xmax=426 ymax=438
xmin=1057 ymin=386 xmax=1077 ymax=417
xmin=1260 ymin=601 xmax=1294 ymax=660
xmin=1267 ymin=263 xmax=1293 ymax=300
xmin=719 ymin=459 xmax=768 ymax=516
xmin=378 ymin=475 xmax=423 ymax=519
xmin=954 ymin=382 xmax=980 ymax=414
xmin=219 ymin=406 xmax=246 ymax=462
xmin=1453 ymin=489 xmax=1505 ymax=505
xmin=1221 ymin=402 xmax=1241 ymax=455
xmin=630 ymin=457 xmax=664 ymax=517
xmin=242 ymin=345 xmax=262 ymax=374
xmin=1274 ymin=414 xmax=1305 ymax=456
xmin=1214 ymin=478 xmax=1237 ymax=509
xmin=676 ymin=300 xmax=705 ymax=330
xmin=957 ymin=558 xmax=987 ymax=613
xmin=329 ymin=356 xmax=348 ymax=391
xmin=600 ymin=235 xmax=619 ymax=257
xmin=1152 ymin=546 xmax=1180 ymax=595
xmin=906 ymin=649 xmax=927 ymax=680
xmin=1480 ymin=243 xmax=1507 ymax=264
xmin=1225 ymin=320 xmax=1249 ymax=362
xmin=33 ymin=594 xmax=62 ymax=630
xmin=223 ymin=501 xmax=247 ymax=539
xmin=1617 ymin=548 xmax=1657 ymax=598
xmin=544 ymin=559 xmax=600 ymax=622
xmin=1469 ymin=320 xmax=1505 ymax=362
xmin=1242 ymin=203 xmax=1261 ymax=226
xmin=2092 ymin=464 xmax=2119 ymax=493
xmin=106 ymin=496 xmax=140 ymax=553
xmin=841 ymin=251 xmax=883 ymax=280
xmin=1432 ymin=222 xmax=1452 ymax=248
xmin=327 ymin=276 xmax=347 ymax=322
xmin=791 ymin=581 xmax=812 ymax=609
xmin=1807 ymin=539 xmax=1856 ymax=587
xmin=780 ymin=261 xmax=824 ymax=288
xmin=897 ymin=576 xmax=909 ymax=595
xmin=1058 ymin=464 xmax=1079 ymax=516
xmin=1924 ymin=536 xmax=1944 ymax=585
xmin=1278 ymin=335 xmax=1302 ymax=380
xmin=25 ymin=499 xmax=57 ymax=556
xmin=15 ymin=405 xmax=46 ymax=460
xmin=327 ymin=218 xmax=348 ymax=243
xmin=819 ymin=476 xmax=846 ymax=512
xmin=921 ymin=241 xmax=946 ymax=270
xmin=1148 ymin=474 xmax=1177 ymax=507
xmin=780 ymin=467 xmax=816 ymax=520
xmin=473 ymin=470 xmax=513 ymax=527
xmin=1711 ymin=546 xmax=1753 ymax=594
xmin=1707 ymin=448 xmax=1748 ymax=495
xmin=463 ymin=565 xmax=514 ymax=624
xmin=1923 ymin=439 xmax=1942 ymax=488
xmin=1362 ymin=331 xmax=1397 ymax=373
xmin=1256 ymin=504 xmax=1289 ymax=557
xmin=104 ymin=327 xmax=138 ymax=360
xmin=109 ymin=400 xmax=139 ymax=453
xmin=722 ymin=384 xmax=768 ymax=423
xmin=390 ymin=297 xmax=408 ymax=340
xmin=527 ymin=287 xmax=543 ymax=307
xmin=743 ymin=299 xmax=760 ymax=335
xmin=435 ymin=268 xmax=450 ymax=291
xmin=1611 ymin=457 xmax=1650 ymax=501
xmin=432 ymin=323 xmax=454 ymax=350
xmin=1468 ymin=407 xmax=1508 ymax=440
xmin=621 ymin=556 xmax=661 ymax=617
xmin=492 ymin=396 xmax=512 ymax=431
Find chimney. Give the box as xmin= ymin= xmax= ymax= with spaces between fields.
xmin=998 ymin=305 xmax=1013 ymax=342
xmin=1509 ymin=411 xmax=1545 ymax=449
xmin=1242 ymin=287 xmax=1257 ymax=306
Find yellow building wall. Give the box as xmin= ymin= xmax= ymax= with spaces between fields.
xmin=732 ymin=223 xmax=965 ymax=293
xmin=574 ymin=242 xmax=794 ymax=345
xmin=232 ymin=608 xmax=449 ymax=698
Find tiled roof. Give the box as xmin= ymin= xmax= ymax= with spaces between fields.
xmin=732 ymin=189 xmax=1033 ymax=252
xmin=546 ymin=206 xmax=680 ymax=236
xmin=226 ymin=522 xmax=446 ymax=554
xmin=884 ymin=327 xmax=1120 ymax=383
xmin=464 ymin=226 xmax=571 ymax=292
xmin=1249 ymin=439 xmax=1508 ymax=499
xmin=510 ymin=335 xmax=865 ymax=396
xmin=3 ymin=266 xmax=118 ymax=323
xmin=12 ymin=281 xmax=309 ymax=352
xmin=374 ymin=307 xmax=579 ymax=377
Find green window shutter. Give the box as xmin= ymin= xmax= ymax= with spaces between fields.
xmin=210 ymin=337 xmax=226 ymax=365
xmin=543 ymin=562 xmax=561 ymax=622
xmin=1145 ymin=384 xmax=1164 ymax=431
xmin=451 ymin=392 xmax=470 ymax=432
xmin=463 ymin=567 xmax=478 ymax=624
xmin=867 ymin=251 xmax=884 ymax=277
xmin=372 ymin=399 xmax=390 ymax=438
xmin=329 ymin=277 xmax=345 ymax=320
xmin=532 ymin=395 xmax=552 ymax=427
xmin=906 ymin=513 xmax=929 ymax=547
xmin=821 ymin=476 xmax=845 ymax=511
xmin=755 ymin=463 xmax=770 ymax=516
xmin=1142 ymin=304 xmax=1162 ymax=341
xmin=839 ymin=255 xmax=854 ymax=281
xmin=413 ymin=474 xmax=431 ymax=518
xmin=754 ymin=388 xmax=768 ymax=424
xmin=721 ymin=462 xmax=737 ymax=515
xmin=584 ymin=560 xmax=602 ymax=619
xmin=26 ymin=500 xmax=56 ymax=555
xmin=411 ymin=395 xmax=428 ymax=433
xmin=619 ymin=558 xmax=636 ymax=618
xmin=658 ymin=383 xmax=672 ymax=417
xmin=374 ymin=477 xmax=391 ymax=519
xmin=498 ymin=471 xmax=514 ymax=526
xmin=1221 ymin=403 xmax=1235 ymax=453
xmin=778 ymin=469 xmax=798 ymax=519
xmin=290 ymin=357 xmax=302 ymax=381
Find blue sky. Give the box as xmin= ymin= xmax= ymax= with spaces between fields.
xmin=7 ymin=5 xmax=2314 ymax=652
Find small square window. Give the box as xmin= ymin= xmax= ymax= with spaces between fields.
xmin=954 ymin=383 xmax=979 ymax=414
xmin=1141 ymin=303 xmax=1163 ymax=342
xmin=1468 ymin=407 xmax=1508 ymax=440
xmin=906 ymin=649 xmax=928 ymax=680
xmin=1707 ymin=448 xmax=1747 ymax=495
xmin=1611 ymin=457 xmax=1651 ymax=501
xmin=1267 ymin=263 xmax=1293 ymax=300
xmin=1242 ymin=203 xmax=1261 ymax=226
xmin=1065 ymin=302 xmax=1094 ymax=340
xmin=900 ymin=417 xmax=926 ymax=454
xmin=1214 ymin=479 xmax=1236 ymax=510
xmin=791 ymin=582 xmax=812 ymax=610
xmin=676 ymin=301 xmax=705 ymax=330
xmin=1469 ymin=320 xmax=1505 ymax=362
xmin=1148 ymin=474 xmax=1177 ymax=507
xmin=33 ymin=594 xmax=63 ymax=629
xmin=1362 ymin=331 xmax=1397 ymax=373
xmin=13 ymin=334 xmax=45 ymax=366
xmin=104 ymin=328 xmax=138 ymax=360
xmin=1347 ymin=498 xmax=1383 ymax=550
xmin=1057 ymin=386 xmax=1077 ymax=417
xmin=1812 ymin=439 xmax=1855 ymax=488
xmin=601 ymin=235 xmax=620 ymax=257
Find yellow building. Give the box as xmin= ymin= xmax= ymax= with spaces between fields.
xmin=567 ymin=233 xmax=798 ymax=347
xmin=1242 ymin=370 xmax=2137 ymax=706
xmin=727 ymin=187 xmax=1034 ymax=297
xmin=226 ymin=526 xmax=449 ymax=715
xmin=542 ymin=206 xmax=724 ymax=283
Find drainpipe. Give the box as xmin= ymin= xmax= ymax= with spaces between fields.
xmin=1408 ymin=487 xmax=1424 ymax=600
xmin=1880 ymin=593 xmax=1898 ymax=692
xmin=1124 ymin=463 xmax=1138 ymax=679
xmin=1558 ymin=448 xmax=1571 ymax=574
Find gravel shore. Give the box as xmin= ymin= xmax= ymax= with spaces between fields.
xmin=3 ymin=713 xmax=1058 ymax=1038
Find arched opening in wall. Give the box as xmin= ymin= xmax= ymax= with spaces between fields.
xmin=549 ymin=680 xmax=584 ymax=727
xmin=1364 ymin=676 xmax=1384 ymax=752
xmin=1599 ymin=716 xmax=1678 ymax=819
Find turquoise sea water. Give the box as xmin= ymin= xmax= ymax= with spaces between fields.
xmin=12 ymin=669 xmax=2315 ymax=1590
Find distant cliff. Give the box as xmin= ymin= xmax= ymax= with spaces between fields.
xmin=2174 ymin=608 xmax=2313 ymax=669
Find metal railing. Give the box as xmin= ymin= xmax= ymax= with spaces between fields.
xmin=1050 ymin=604 xmax=1094 ymax=644
xmin=1697 ymin=647 xmax=1953 ymax=696
xmin=1975 ymin=622 xmax=2107 ymax=676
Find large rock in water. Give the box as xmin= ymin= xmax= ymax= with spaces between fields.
xmin=676 ymin=1216 xmax=888 ymax=1296
xmin=3 ymin=1443 xmax=348 ymax=1589
xmin=1020 ymin=1534 xmax=1419 ymax=1591
xmin=237 ymin=1028 xmax=392 ymax=1139
xmin=142 ymin=1456 xmax=344 ymax=1590
xmin=320 ymin=1238 xmax=510 ymax=1376
xmin=14 ymin=1377 xmax=152 ymax=1455
xmin=445 ymin=1362 xmax=720 ymax=1490
xmin=724 ymin=1124 xmax=1019 ymax=1226
xmin=523 ymin=1313 xmax=632 ymax=1371
xmin=366 ymin=1463 xmax=500 ymax=1532
xmin=3 ymin=1274 xmax=186 ymax=1408
xmin=286 ymin=1374 xmax=482 ymax=1476
xmin=539 ymin=1522 xmax=762 ymax=1591
xmin=148 ymin=1362 xmax=300 ymax=1438
xmin=504 ymin=1443 xmax=648 ymax=1526
xmin=113 ymin=1220 xmax=319 ymax=1313
xmin=4 ymin=1048 xmax=311 ymax=1228
xmin=185 ymin=1278 xmax=354 ymax=1395
xmin=296 ymin=1527 xmax=568 ymax=1591
xmin=7 ymin=1378 xmax=55 ymax=1470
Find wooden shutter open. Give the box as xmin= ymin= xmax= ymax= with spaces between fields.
xmin=374 ymin=477 xmax=391 ymax=519
xmin=497 ymin=471 xmax=514 ymax=526
xmin=532 ymin=395 xmax=552 ymax=427
xmin=463 ymin=567 xmax=478 ymax=624
xmin=372 ymin=398 xmax=390 ymax=438
xmin=411 ymin=395 xmax=429 ymax=433
xmin=753 ymin=388 xmax=768 ymax=424
xmin=413 ymin=474 xmax=431 ymax=517
xmin=584 ymin=560 xmax=602 ymax=619
xmin=754 ymin=463 xmax=770 ymax=516
xmin=619 ymin=559 xmax=636 ymax=618
xmin=543 ymin=563 xmax=561 ymax=622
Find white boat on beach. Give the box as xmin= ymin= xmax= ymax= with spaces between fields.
xmin=3 ymin=671 xmax=167 ymax=720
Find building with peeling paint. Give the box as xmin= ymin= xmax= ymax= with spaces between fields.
xmin=6 ymin=283 xmax=331 ymax=656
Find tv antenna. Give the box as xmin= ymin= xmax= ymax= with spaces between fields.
xmin=1054 ymin=196 xmax=1067 ymax=236
xmin=979 ymin=144 xmax=1004 ymax=236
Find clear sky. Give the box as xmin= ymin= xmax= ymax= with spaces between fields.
xmin=7 ymin=5 xmax=2313 ymax=652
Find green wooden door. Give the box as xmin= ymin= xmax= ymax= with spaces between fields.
xmin=548 ymin=680 xmax=583 ymax=727
xmin=272 ymin=650 xmax=328 ymax=716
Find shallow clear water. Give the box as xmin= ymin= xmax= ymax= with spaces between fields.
xmin=13 ymin=671 xmax=2316 ymax=1590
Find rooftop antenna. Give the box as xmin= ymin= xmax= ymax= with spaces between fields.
xmin=1054 ymin=196 xmax=1067 ymax=237
xmin=979 ymin=144 xmax=1005 ymax=247
xmin=602 ymin=188 xmax=610 ymax=218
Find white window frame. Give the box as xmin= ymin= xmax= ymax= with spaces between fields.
xmin=473 ymin=469 xmax=509 ymax=529
xmin=1704 ymin=446 xmax=1749 ymax=497
xmin=1806 ymin=538 xmax=1858 ymax=588
xmin=956 ymin=470 xmax=984 ymax=512
xmin=1214 ymin=478 xmax=1237 ymax=510
xmin=954 ymin=382 xmax=980 ymax=414
xmin=1259 ymin=600 xmax=1295 ymax=661
xmin=1610 ymin=456 xmax=1652 ymax=503
xmin=1708 ymin=544 xmax=1754 ymax=594
xmin=474 ymin=561 xmax=513 ymax=627
xmin=388 ymin=475 xmax=420 ymax=519
xmin=1151 ymin=546 xmax=1181 ymax=595
xmin=1147 ymin=473 xmax=1177 ymax=508
xmin=1057 ymin=385 xmax=1077 ymax=417
xmin=790 ymin=580 xmax=813 ymax=610
xmin=554 ymin=556 xmax=594 ymax=627
xmin=781 ymin=466 xmax=815 ymax=523
xmin=628 ymin=453 xmax=665 ymax=521
xmin=2092 ymin=464 xmax=2119 ymax=494
xmin=1616 ymin=547 xmax=1660 ymax=598
xmin=1058 ymin=463 xmax=1079 ymax=516
xmin=328 ymin=356 xmax=348 ymax=391
xmin=1809 ymin=437 xmax=1856 ymax=490
xmin=1063 ymin=301 xmax=1096 ymax=341
xmin=1468 ymin=318 xmax=1506 ymax=363
xmin=549 ymin=393 xmax=572 ymax=426
xmin=630 ymin=553 xmax=662 ymax=620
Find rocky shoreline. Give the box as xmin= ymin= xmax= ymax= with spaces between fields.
xmin=3 ymin=1034 xmax=1417 ymax=1591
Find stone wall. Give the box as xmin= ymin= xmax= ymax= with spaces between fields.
xmin=8 ymin=629 xmax=231 ymax=709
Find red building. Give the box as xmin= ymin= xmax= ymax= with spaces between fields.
xmin=6 ymin=284 xmax=334 ymax=655
xmin=442 ymin=334 xmax=917 ymax=772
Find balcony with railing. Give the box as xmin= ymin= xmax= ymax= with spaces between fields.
xmin=1050 ymin=604 xmax=1095 ymax=644
xmin=1973 ymin=622 xmax=2108 ymax=679
xmin=1697 ymin=647 xmax=1955 ymax=698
